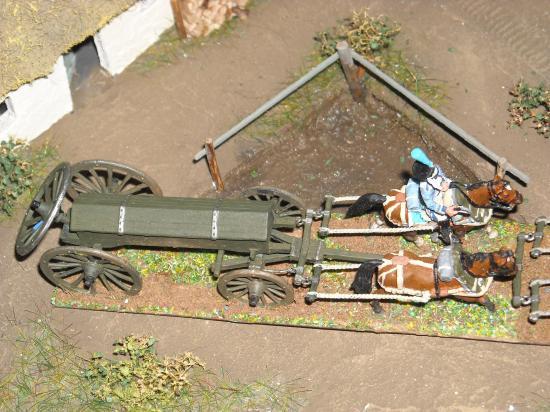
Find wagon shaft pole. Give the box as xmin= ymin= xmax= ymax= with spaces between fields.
xmin=337 ymin=41 xmax=366 ymax=104
xmin=321 ymin=246 xmax=384 ymax=263
xmin=205 ymin=139 xmax=225 ymax=192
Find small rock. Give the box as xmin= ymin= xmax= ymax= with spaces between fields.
xmin=487 ymin=226 xmax=498 ymax=239
xmin=414 ymin=237 xmax=425 ymax=247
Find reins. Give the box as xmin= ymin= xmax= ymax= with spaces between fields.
xmin=450 ymin=180 xmax=515 ymax=211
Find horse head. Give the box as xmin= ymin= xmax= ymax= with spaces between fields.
xmin=461 ymin=247 xmax=517 ymax=278
xmin=459 ymin=175 xmax=523 ymax=211
xmin=486 ymin=175 xmax=523 ymax=210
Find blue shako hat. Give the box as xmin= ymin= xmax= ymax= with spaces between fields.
xmin=411 ymin=147 xmax=434 ymax=182
xmin=410 ymin=147 xmax=433 ymax=167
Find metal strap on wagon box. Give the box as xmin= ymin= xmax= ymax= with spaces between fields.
xmin=211 ymin=209 xmax=219 ymax=240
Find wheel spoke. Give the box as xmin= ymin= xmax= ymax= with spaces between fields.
xmin=267 ymin=283 xmax=285 ymax=292
xmin=106 ymin=167 xmax=114 ymax=190
xmin=120 ymin=183 xmax=148 ymax=195
xmin=267 ymin=287 xmax=286 ymax=298
xmin=104 ymin=271 xmax=131 ymax=290
xmin=115 ymin=174 xmax=132 ymax=192
xmin=74 ymin=173 xmax=99 ymax=192
xmin=49 ymin=262 xmax=81 ymax=269
xmin=227 ymin=284 xmax=248 ymax=292
xmin=227 ymin=278 xmax=249 ymax=284
xmin=104 ymin=268 xmax=135 ymax=283
xmin=45 ymin=180 xmax=52 ymax=202
xmin=54 ymin=255 xmax=88 ymax=263
xmin=90 ymin=169 xmax=107 ymax=192
xmin=55 ymin=266 xmax=83 ymax=279
xmin=69 ymin=274 xmax=85 ymax=287
xmin=98 ymin=273 xmax=113 ymax=291
xmin=233 ymin=289 xmax=248 ymax=298
xmin=53 ymin=171 xmax=62 ymax=196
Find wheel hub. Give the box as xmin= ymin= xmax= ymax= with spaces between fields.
xmin=83 ymin=261 xmax=103 ymax=289
xmin=248 ymin=279 xmax=265 ymax=307
xmin=31 ymin=200 xmax=53 ymax=219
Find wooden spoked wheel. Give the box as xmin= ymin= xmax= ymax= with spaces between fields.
xmin=67 ymin=160 xmax=162 ymax=200
xmin=15 ymin=163 xmax=71 ymax=257
xmin=243 ymin=186 xmax=306 ymax=218
xmin=40 ymin=246 xmax=142 ymax=295
xmin=217 ymin=269 xmax=294 ymax=307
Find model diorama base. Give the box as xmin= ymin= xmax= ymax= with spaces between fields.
xmin=50 ymin=217 xmax=550 ymax=345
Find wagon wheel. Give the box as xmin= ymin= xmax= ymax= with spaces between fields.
xmin=67 ymin=160 xmax=162 ymax=200
xmin=15 ymin=163 xmax=71 ymax=257
xmin=217 ymin=269 xmax=294 ymax=308
xmin=40 ymin=246 xmax=142 ymax=295
xmin=243 ymin=187 xmax=306 ymax=218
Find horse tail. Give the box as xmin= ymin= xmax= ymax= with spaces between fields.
xmin=345 ymin=193 xmax=387 ymax=218
xmin=350 ymin=259 xmax=383 ymax=294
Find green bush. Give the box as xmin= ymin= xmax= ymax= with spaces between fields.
xmin=508 ymin=80 xmax=549 ymax=138
xmin=315 ymin=9 xmax=400 ymax=59
xmin=0 ymin=138 xmax=33 ymax=215
xmin=314 ymin=9 xmax=444 ymax=106
xmin=1 ymin=318 xmax=305 ymax=411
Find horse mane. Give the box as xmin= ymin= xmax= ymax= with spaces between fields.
xmin=460 ymin=250 xmax=486 ymax=269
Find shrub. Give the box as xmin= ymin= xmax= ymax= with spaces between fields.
xmin=315 ymin=9 xmax=400 ymax=59
xmin=314 ymin=9 xmax=444 ymax=106
xmin=508 ymin=80 xmax=549 ymax=138
xmin=0 ymin=138 xmax=33 ymax=215
xmin=1 ymin=318 xmax=305 ymax=411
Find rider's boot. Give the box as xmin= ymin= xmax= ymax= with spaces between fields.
xmin=438 ymin=219 xmax=453 ymax=245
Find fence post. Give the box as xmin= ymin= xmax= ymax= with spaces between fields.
xmin=336 ymin=41 xmax=365 ymax=103
xmin=170 ymin=0 xmax=187 ymax=38
xmin=205 ymin=139 xmax=225 ymax=192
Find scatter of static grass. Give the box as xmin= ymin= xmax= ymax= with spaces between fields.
xmin=463 ymin=219 xmax=530 ymax=252
xmin=1 ymin=318 xmax=306 ymax=411
xmin=0 ymin=315 xmax=106 ymax=411
xmin=117 ymin=248 xmax=216 ymax=286
xmin=402 ymin=294 xmax=518 ymax=338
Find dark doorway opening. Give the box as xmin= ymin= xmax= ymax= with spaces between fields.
xmin=63 ymin=37 xmax=112 ymax=108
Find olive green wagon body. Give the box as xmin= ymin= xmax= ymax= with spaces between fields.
xmin=16 ymin=161 xmax=383 ymax=308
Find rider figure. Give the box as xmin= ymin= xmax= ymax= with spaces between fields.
xmin=407 ymin=147 xmax=460 ymax=242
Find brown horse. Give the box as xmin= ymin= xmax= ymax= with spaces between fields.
xmin=350 ymin=247 xmax=517 ymax=313
xmin=345 ymin=174 xmax=523 ymax=238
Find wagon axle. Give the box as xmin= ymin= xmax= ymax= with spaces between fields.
xmin=82 ymin=261 xmax=103 ymax=290
xmin=247 ymin=279 xmax=265 ymax=307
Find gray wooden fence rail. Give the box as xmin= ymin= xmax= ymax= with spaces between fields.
xmin=193 ymin=53 xmax=340 ymax=162
xmin=350 ymin=50 xmax=529 ymax=184
xmin=193 ymin=43 xmax=529 ymax=184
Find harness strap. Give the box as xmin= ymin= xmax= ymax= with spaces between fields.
xmin=433 ymin=261 xmax=440 ymax=298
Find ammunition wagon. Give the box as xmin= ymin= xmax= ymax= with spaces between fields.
xmin=16 ymin=161 xmax=383 ymax=308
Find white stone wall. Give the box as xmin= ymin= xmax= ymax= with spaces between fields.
xmin=94 ymin=0 xmax=175 ymax=75
xmin=0 ymin=56 xmax=73 ymax=142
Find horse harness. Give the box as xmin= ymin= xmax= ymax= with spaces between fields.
xmin=451 ymin=180 xmax=514 ymax=211
xmin=433 ymin=260 xmax=441 ymax=298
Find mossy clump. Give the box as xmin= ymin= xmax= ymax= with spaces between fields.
xmin=507 ymin=80 xmax=549 ymax=138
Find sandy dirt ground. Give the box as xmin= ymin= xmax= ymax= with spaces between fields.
xmin=1 ymin=1 xmax=550 ymax=410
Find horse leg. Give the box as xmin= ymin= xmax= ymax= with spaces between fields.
xmin=351 ymin=260 xmax=382 ymax=294
xmin=370 ymin=299 xmax=384 ymax=314
xmin=402 ymin=231 xmax=418 ymax=243
xmin=452 ymin=226 xmax=467 ymax=243
xmin=454 ymin=295 xmax=496 ymax=312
